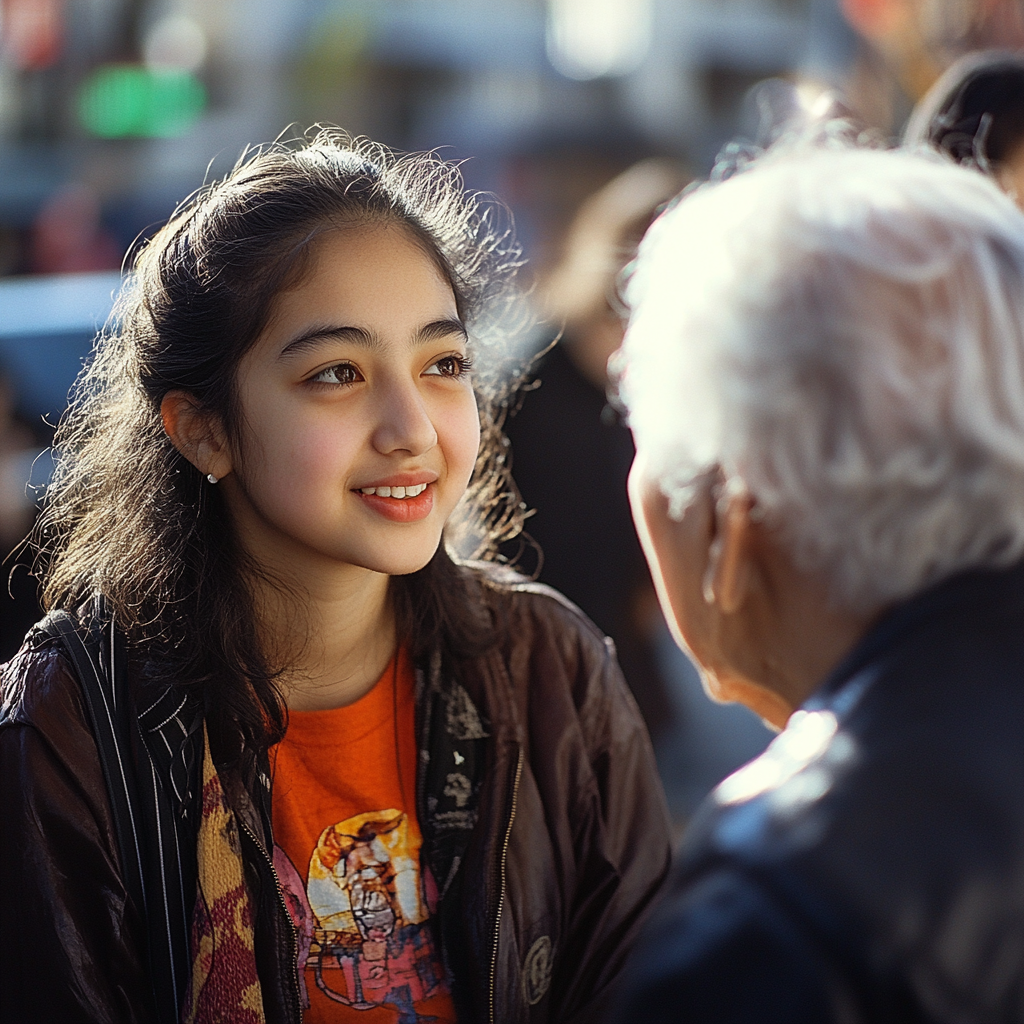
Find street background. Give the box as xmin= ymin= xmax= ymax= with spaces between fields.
xmin=4 ymin=0 xmax=1017 ymax=824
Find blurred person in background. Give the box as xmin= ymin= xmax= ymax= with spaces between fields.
xmin=814 ymin=0 xmax=1024 ymax=132
xmin=0 ymin=181 xmax=122 ymax=655
xmin=613 ymin=141 xmax=1024 ymax=1021
xmin=0 ymin=370 xmax=34 ymax=552
xmin=506 ymin=158 xmax=688 ymax=747
xmin=0 ymin=366 xmax=44 ymax=660
xmin=905 ymin=49 xmax=1024 ymax=206
xmin=0 ymin=130 xmax=669 ymax=1024
xmin=28 ymin=182 xmax=122 ymax=275
xmin=509 ymin=152 xmax=775 ymax=827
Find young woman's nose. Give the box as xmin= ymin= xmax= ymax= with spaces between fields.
xmin=371 ymin=379 xmax=438 ymax=456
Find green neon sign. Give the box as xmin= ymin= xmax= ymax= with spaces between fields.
xmin=78 ymin=64 xmax=206 ymax=139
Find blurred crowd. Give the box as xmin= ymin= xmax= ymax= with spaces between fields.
xmin=3 ymin=0 xmax=1024 ymax=826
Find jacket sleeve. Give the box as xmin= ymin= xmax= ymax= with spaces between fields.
xmin=556 ymin=631 xmax=674 ymax=1024
xmin=0 ymin=645 xmax=153 ymax=1024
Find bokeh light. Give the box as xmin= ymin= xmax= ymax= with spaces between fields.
xmin=77 ymin=64 xmax=206 ymax=139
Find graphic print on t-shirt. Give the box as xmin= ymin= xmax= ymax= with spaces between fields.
xmin=274 ymin=809 xmax=448 ymax=1019
xmin=271 ymin=649 xmax=455 ymax=1022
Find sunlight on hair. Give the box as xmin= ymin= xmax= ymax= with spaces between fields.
xmin=619 ymin=138 xmax=1024 ymax=610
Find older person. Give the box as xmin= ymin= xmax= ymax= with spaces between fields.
xmin=611 ymin=143 xmax=1024 ymax=1022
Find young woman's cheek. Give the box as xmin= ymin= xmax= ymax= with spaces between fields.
xmin=238 ymin=403 xmax=357 ymax=517
xmin=438 ymin=388 xmax=481 ymax=496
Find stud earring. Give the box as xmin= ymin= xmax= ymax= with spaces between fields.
xmin=207 ymin=473 xmax=219 ymax=484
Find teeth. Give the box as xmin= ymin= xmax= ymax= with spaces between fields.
xmin=359 ymin=483 xmax=429 ymax=498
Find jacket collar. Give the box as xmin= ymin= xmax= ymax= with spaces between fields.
xmin=134 ymin=667 xmax=204 ymax=824
xmin=807 ymin=559 xmax=1024 ymax=717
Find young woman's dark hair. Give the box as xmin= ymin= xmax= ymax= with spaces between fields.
xmin=34 ymin=129 xmax=527 ymax=762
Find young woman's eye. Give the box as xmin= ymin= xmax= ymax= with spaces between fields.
xmin=311 ymin=363 xmax=361 ymax=386
xmin=425 ymin=354 xmax=473 ymax=379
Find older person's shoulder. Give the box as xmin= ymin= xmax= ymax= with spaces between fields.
xmin=681 ymin=578 xmax=1024 ymax=876
xmin=642 ymin=567 xmax=1024 ymax=1021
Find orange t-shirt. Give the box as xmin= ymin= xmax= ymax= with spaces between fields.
xmin=270 ymin=649 xmax=457 ymax=1024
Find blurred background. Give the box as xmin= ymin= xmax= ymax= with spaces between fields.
xmin=2 ymin=0 xmax=1022 ymax=827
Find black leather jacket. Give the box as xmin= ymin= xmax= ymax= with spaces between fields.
xmin=615 ymin=562 xmax=1024 ymax=1023
xmin=0 ymin=570 xmax=671 ymax=1024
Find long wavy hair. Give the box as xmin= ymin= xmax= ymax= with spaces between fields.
xmin=33 ymin=129 xmax=528 ymax=761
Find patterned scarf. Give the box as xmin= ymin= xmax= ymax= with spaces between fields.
xmin=183 ymin=727 xmax=266 ymax=1024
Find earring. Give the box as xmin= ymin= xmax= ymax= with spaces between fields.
xmin=207 ymin=473 xmax=218 ymax=484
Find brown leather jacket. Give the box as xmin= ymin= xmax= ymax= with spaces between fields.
xmin=0 ymin=572 xmax=671 ymax=1024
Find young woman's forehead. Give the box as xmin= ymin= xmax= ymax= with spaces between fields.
xmin=284 ymin=221 xmax=455 ymax=300
xmin=249 ymin=225 xmax=460 ymax=360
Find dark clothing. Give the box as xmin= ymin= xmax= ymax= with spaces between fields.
xmin=0 ymin=559 xmax=43 ymax=662
xmin=506 ymin=342 xmax=673 ymax=736
xmin=616 ymin=562 xmax=1024 ymax=1023
xmin=507 ymin=344 xmax=639 ymax=641
xmin=0 ymin=568 xmax=671 ymax=1024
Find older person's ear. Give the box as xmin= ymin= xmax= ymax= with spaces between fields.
xmin=160 ymin=391 xmax=233 ymax=482
xmin=704 ymin=490 xmax=755 ymax=615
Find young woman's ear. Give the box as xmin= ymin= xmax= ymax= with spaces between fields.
xmin=703 ymin=487 xmax=755 ymax=615
xmin=160 ymin=391 xmax=233 ymax=482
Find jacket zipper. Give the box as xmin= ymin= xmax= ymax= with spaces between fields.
xmin=489 ymin=746 xmax=524 ymax=1024
xmin=237 ymin=816 xmax=302 ymax=1024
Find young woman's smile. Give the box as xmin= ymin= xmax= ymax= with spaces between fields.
xmin=218 ymin=223 xmax=481 ymax=581
xmin=354 ymin=470 xmax=438 ymax=522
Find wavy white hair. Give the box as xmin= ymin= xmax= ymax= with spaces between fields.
xmin=618 ymin=143 xmax=1024 ymax=610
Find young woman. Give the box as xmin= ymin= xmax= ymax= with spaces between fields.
xmin=0 ymin=131 xmax=670 ymax=1024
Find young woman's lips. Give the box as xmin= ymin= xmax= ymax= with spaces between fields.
xmin=355 ymin=484 xmax=435 ymax=523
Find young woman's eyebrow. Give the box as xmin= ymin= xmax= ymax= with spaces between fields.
xmin=278 ymin=324 xmax=380 ymax=358
xmin=279 ymin=318 xmax=467 ymax=359
xmin=418 ymin=318 xmax=468 ymax=344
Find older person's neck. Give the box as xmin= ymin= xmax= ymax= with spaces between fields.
xmin=728 ymin=532 xmax=879 ymax=730
xmin=764 ymin=588 xmax=874 ymax=724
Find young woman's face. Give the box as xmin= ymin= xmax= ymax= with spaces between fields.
xmin=221 ymin=223 xmax=480 ymax=581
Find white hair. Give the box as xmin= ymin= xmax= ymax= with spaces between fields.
xmin=618 ymin=142 xmax=1024 ymax=610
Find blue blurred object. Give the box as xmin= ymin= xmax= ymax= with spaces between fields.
xmin=0 ymin=272 xmax=122 ymax=427
xmin=654 ymin=626 xmax=773 ymax=823
xmin=800 ymin=0 xmax=860 ymax=86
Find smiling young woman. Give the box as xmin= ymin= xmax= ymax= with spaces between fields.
xmin=0 ymin=131 xmax=670 ymax=1024
xmin=160 ymin=223 xmax=483 ymax=711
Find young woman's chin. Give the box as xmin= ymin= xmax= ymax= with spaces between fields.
xmin=361 ymin=552 xmax=439 ymax=578
xmin=344 ymin=534 xmax=445 ymax=578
